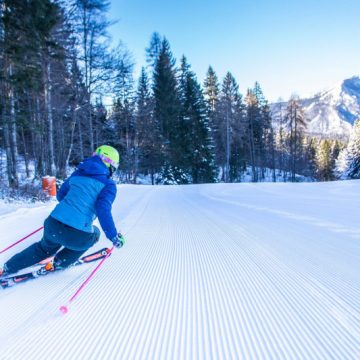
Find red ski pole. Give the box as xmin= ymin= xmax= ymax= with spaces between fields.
xmin=0 ymin=226 xmax=44 ymax=254
xmin=59 ymin=246 xmax=115 ymax=314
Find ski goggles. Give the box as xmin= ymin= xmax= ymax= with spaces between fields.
xmin=93 ymin=153 xmax=119 ymax=169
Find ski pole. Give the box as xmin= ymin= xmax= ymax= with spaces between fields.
xmin=59 ymin=246 xmax=115 ymax=314
xmin=0 ymin=226 xmax=44 ymax=254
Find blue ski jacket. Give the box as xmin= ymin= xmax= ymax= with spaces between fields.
xmin=50 ymin=156 xmax=118 ymax=240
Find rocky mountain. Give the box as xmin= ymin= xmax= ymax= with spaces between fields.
xmin=271 ymin=76 xmax=360 ymax=140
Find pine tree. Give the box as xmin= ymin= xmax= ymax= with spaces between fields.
xmin=110 ymin=44 xmax=135 ymax=182
xmin=316 ymin=139 xmax=333 ymax=181
xmin=229 ymin=84 xmax=246 ymax=183
xmin=177 ymin=56 xmax=193 ymax=177
xmin=243 ymin=83 xmax=275 ymax=182
xmin=245 ymin=89 xmax=259 ymax=182
xmin=178 ymin=56 xmax=216 ymax=183
xmin=254 ymin=83 xmax=275 ymax=181
xmin=152 ymin=38 xmax=182 ymax=182
xmin=303 ymin=137 xmax=317 ymax=179
xmin=63 ymin=48 xmax=89 ymax=173
xmin=203 ymin=66 xmax=220 ymax=177
xmin=203 ymin=66 xmax=220 ymax=114
xmin=145 ymin=32 xmax=162 ymax=76
xmin=273 ymin=100 xmax=288 ymax=180
xmin=284 ymin=96 xmax=307 ymax=181
xmin=216 ymin=72 xmax=244 ymax=182
xmin=135 ymin=67 xmax=162 ymax=184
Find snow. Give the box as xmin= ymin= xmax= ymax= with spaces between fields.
xmin=1 ymin=182 xmax=360 ymax=359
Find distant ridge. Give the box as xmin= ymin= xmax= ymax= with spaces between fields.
xmin=271 ymin=76 xmax=360 ymax=140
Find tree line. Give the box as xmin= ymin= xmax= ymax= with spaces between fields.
xmin=0 ymin=0 xmax=358 ymax=193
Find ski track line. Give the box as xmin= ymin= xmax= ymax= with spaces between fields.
xmin=186 ymin=187 xmax=359 ymax=355
xmin=207 ymin=194 xmax=360 ymax=293
xmin=94 ymin=188 xmax=182 ymax=359
xmin=200 ymin=192 xmax=360 ymax=314
xmin=215 ymin=191 xmax=360 ymax=314
xmin=204 ymin=193 xmax=360 ymax=242
xmin=113 ymin=186 xmax=155 ymax=237
xmin=184 ymin=189 xmax=315 ymax=359
xmin=183 ymin=194 xmax=312 ymax=359
xmin=82 ymin=190 xmax=164 ymax=359
xmin=201 ymin=191 xmax=360 ymax=287
xmin=140 ymin=189 xmax=286 ymax=357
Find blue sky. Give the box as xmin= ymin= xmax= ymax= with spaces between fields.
xmin=108 ymin=0 xmax=360 ymax=102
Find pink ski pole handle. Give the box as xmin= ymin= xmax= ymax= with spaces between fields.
xmin=0 ymin=226 xmax=44 ymax=254
xmin=59 ymin=246 xmax=115 ymax=314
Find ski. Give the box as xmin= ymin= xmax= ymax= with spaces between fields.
xmin=1 ymin=247 xmax=111 ymax=289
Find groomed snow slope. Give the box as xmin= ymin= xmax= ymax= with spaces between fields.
xmin=1 ymin=182 xmax=360 ymax=359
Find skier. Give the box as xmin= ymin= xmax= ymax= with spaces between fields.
xmin=0 ymin=145 xmax=125 ymax=277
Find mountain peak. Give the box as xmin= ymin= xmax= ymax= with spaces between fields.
xmin=271 ymin=76 xmax=360 ymax=140
xmin=342 ymin=76 xmax=360 ymax=101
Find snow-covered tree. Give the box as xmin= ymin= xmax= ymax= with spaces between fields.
xmin=334 ymin=147 xmax=349 ymax=179
xmin=341 ymin=119 xmax=360 ymax=178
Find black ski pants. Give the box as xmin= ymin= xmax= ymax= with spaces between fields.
xmin=5 ymin=216 xmax=100 ymax=274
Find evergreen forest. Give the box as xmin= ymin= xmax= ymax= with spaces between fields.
xmin=1 ymin=0 xmax=359 ymax=198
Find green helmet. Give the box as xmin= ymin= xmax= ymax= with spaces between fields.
xmin=93 ymin=145 xmax=120 ymax=170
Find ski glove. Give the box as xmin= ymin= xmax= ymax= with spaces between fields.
xmin=111 ymin=233 xmax=125 ymax=248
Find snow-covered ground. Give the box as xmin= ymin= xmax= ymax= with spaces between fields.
xmin=1 ymin=181 xmax=360 ymax=359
